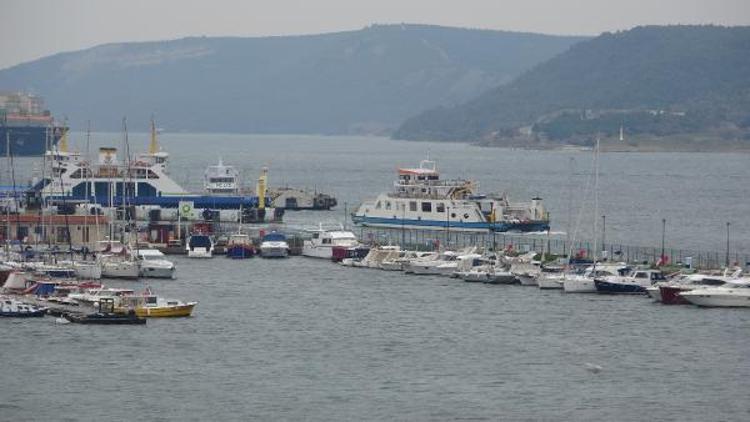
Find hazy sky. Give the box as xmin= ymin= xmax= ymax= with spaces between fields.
xmin=1 ymin=0 xmax=749 ymax=69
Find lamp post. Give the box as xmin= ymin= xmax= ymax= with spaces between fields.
xmin=726 ymin=222 xmax=731 ymax=266
xmin=661 ymin=218 xmax=666 ymax=262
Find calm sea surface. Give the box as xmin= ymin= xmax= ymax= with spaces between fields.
xmin=2 ymin=134 xmax=750 ymax=421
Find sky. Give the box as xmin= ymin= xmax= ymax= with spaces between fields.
xmin=1 ymin=0 xmax=749 ymax=69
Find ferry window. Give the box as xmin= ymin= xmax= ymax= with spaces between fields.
xmin=385 ymin=201 xmax=391 ymax=210
xmin=428 ymin=175 xmax=439 ymax=180
xmin=137 ymin=183 xmax=156 ymax=197
xmin=421 ymin=202 xmax=432 ymax=212
xmin=72 ymin=182 xmax=89 ymax=198
xmin=312 ymin=233 xmax=319 ymax=239
xmin=451 ymin=212 xmax=457 ymax=218
xmin=436 ymin=203 xmax=445 ymax=213
xmin=70 ymin=169 xmax=83 ymax=179
xmin=323 ymin=238 xmax=331 ymax=244
xmin=376 ymin=201 xmax=382 ymax=210
xmin=409 ymin=201 xmax=417 ymax=212
xmin=146 ymin=170 xmax=160 ymax=179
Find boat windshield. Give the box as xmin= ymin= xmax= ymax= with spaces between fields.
xmin=263 ymin=233 xmax=287 ymax=242
xmin=189 ymin=236 xmax=212 ymax=248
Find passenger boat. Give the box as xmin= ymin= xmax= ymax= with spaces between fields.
xmin=352 ymin=160 xmax=549 ymax=232
xmin=679 ymin=280 xmax=750 ymax=307
xmin=186 ymin=233 xmax=214 ymax=258
xmin=259 ymin=231 xmax=289 ymax=258
xmin=137 ymin=249 xmax=176 ymax=278
xmin=225 ymin=233 xmax=256 ymax=259
xmin=0 ymin=296 xmax=47 ymax=317
xmin=594 ymin=269 xmax=666 ymax=294
xmin=302 ymin=224 xmax=361 ymax=260
xmin=204 ymin=158 xmax=240 ymax=195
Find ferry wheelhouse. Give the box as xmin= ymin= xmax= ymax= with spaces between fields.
xmin=352 ymin=160 xmax=549 ymax=232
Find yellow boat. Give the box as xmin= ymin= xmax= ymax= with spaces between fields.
xmin=117 ymin=294 xmax=197 ymax=317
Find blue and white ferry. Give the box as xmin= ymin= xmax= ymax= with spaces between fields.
xmin=35 ymin=125 xmax=276 ymax=223
xmin=352 ymin=160 xmax=549 ymax=232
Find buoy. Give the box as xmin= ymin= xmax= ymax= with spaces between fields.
xmin=584 ymin=362 xmax=603 ymax=374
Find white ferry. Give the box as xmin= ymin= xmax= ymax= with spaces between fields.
xmin=204 ymin=158 xmax=240 ymax=195
xmin=352 ymin=160 xmax=549 ymax=232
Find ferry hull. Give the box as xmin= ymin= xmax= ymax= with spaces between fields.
xmin=351 ymin=215 xmax=549 ymax=232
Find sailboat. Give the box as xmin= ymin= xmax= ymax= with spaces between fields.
xmin=563 ymin=138 xmax=602 ymax=293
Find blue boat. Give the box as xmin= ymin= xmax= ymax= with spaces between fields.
xmin=594 ymin=269 xmax=666 ymax=295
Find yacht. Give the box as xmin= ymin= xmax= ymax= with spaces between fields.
xmin=0 ymin=296 xmax=47 ymax=317
xmin=653 ymin=274 xmax=734 ymax=305
xmin=259 ymin=232 xmax=290 ymax=258
xmin=137 ymin=249 xmax=176 ymax=278
xmin=594 ymin=269 xmax=666 ymax=294
xmin=679 ymin=280 xmax=750 ymax=307
xmin=352 ymin=160 xmax=549 ymax=232
xmin=98 ymin=242 xmax=141 ymax=279
xmin=186 ymin=234 xmax=214 ymax=258
xmin=302 ymin=225 xmax=361 ymax=260
xmin=562 ymin=263 xmax=630 ymax=293
xmin=204 ymin=158 xmax=240 ymax=195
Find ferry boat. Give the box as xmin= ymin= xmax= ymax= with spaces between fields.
xmin=204 ymin=158 xmax=240 ymax=195
xmin=35 ymin=120 xmax=274 ymax=223
xmin=352 ymin=160 xmax=549 ymax=232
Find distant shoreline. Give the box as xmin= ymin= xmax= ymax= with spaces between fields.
xmin=472 ymin=135 xmax=750 ymax=153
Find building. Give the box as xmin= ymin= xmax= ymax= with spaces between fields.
xmin=0 ymin=214 xmax=110 ymax=249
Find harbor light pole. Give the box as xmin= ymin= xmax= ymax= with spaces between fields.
xmin=726 ymin=222 xmax=731 ymax=266
xmin=601 ymin=215 xmax=606 ymax=257
xmin=661 ymin=218 xmax=666 ymax=262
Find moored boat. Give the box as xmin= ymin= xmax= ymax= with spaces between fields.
xmin=187 ymin=233 xmax=215 ymax=258
xmin=225 ymin=233 xmax=256 ymax=259
xmin=259 ymin=231 xmax=289 ymax=258
xmin=594 ymin=269 xmax=666 ymax=294
xmin=679 ymin=280 xmax=750 ymax=307
xmin=0 ymin=296 xmax=47 ymax=317
xmin=302 ymin=224 xmax=361 ymax=260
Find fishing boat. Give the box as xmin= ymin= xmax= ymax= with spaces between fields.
xmin=118 ymin=289 xmax=197 ymax=317
xmin=302 ymin=224 xmax=361 ymax=260
xmin=352 ymin=160 xmax=549 ymax=232
xmin=64 ymin=298 xmax=146 ymax=325
xmin=225 ymin=233 xmax=256 ymax=259
xmin=186 ymin=233 xmax=214 ymax=258
xmin=259 ymin=231 xmax=289 ymax=258
xmin=137 ymin=249 xmax=176 ymax=278
xmin=0 ymin=296 xmax=47 ymax=317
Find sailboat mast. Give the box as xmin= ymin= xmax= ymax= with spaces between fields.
xmin=4 ymin=132 xmax=10 ymax=255
xmin=592 ymin=138 xmax=600 ymax=270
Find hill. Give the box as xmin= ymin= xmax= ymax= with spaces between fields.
xmin=0 ymin=24 xmax=586 ymax=134
xmin=394 ymin=25 xmax=750 ymax=147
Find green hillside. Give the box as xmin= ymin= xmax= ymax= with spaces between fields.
xmin=0 ymin=24 xmax=585 ymax=134
xmin=394 ymin=25 xmax=750 ymax=147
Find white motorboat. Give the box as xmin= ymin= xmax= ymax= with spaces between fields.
xmin=137 ymin=249 xmax=176 ymax=279
xmin=100 ymin=255 xmax=140 ymax=279
xmin=302 ymin=225 xmax=360 ymax=259
xmin=407 ymin=251 xmax=460 ymax=275
xmin=0 ymin=296 xmax=47 ymax=317
xmin=537 ymin=272 xmax=565 ymax=289
xmin=71 ymin=260 xmax=102 ymax=280
xmin=679 ymin=279 xmax=750 ymax=307
xmin=511 ymin=261 xmax=541 ymax=286
xmin=186 ymin=234 xmax=214 ymax=258
xmin=380 ymin=250 xmax=431 ymax=271
xmin=594 ymin=269 xmax=666 ymax=294
xmin=562 ymin=263 xmax=630 ymax=293
xmin=654 ymin=273 xmax=735 ymax=304
xmin=259 ymin=232 xmax=290 ymax=258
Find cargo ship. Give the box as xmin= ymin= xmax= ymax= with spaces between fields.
xmin=0 ymin=92 xmax=65 ymax=156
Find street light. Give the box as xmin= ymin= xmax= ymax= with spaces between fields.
xmin=726 ymin=222 xmax=731 ymax=266
xmin=661 ymin=218 xmax=666 ymax=263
